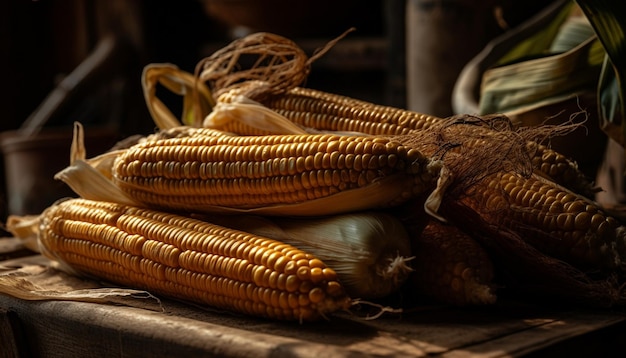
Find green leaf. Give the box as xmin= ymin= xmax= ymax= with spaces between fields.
xmin=576 ymin=0 xmax=626 ymax=144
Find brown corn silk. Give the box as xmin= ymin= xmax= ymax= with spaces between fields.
xmin=32 ymin=198 xmax=351 ymax=321
xmin=399 ymin=122 xmax=626 ymax=291
xmin=195 ymin=29 xmax=354 ymax=108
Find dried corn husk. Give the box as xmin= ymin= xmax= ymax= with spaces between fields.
xmin=478 ymin=20 xmax=603 ymax=115
xmin=201 ymin=211 xmax=413 ymax=299
xmin=142 ymin=63 xmax=215 ymax=129
xmin=577 ymin=0 xmax=626 ymax=145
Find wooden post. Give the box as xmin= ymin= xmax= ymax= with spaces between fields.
xmin=405 ymin=0 xmax=502 ymax=117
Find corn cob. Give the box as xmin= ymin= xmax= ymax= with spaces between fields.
xmin=210 ymin=86 xmax=439 ymax=136
xmin=33 ymin=198 xmax=351 ymax=321
xmin=461 ymin=171 xmax=626 ymax=272
xmin=409 ymin=220 xmax=496 ymax=306
xmin=108 ymin=127 xmax=444 ymax=216
xmin=212 ymin=87 xmax=595 ymax=197
xmin=444 ymin=197 xmax=626 ymax=308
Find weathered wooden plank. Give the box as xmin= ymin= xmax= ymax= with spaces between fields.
xmin=1 ymin=292 xmax=624 ymax=358
xmin=440 ymin=311 xmax=626 ymax=357
xmin=1 ymin=255 xmax=625 ymax=357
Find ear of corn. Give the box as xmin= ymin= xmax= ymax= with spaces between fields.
xmin=445 ymin=198 xmax=626 ymax=308
xmin=57 ymin=124 xmax=445 ymax=217
xmin=409 ymin=220 xmax=496 ymax=306
xmin=78 ymin=127 xmax=444 ymax=217
xmin=201 ymin=212 xmax=414 ymax=299
xmin=462 ymin=171 xmax=626 ymax=272
xmin=18 ymin=198 xmax=351 ymax=321
xmin=214 ymin=86 xmax=440 ymax=136
xmin=213 ymin=87 xmax=596 ymax=197
xmin=140 ymin=63 xmax=593 ymax=198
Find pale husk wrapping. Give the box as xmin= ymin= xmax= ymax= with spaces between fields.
xmin=197 ymin=212 xmax=413 ymax=299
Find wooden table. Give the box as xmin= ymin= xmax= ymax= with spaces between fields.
xmin=1 ymin=238 xmax=625 ymax=358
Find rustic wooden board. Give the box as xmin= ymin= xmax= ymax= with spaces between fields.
xmin=1 ymin=289 xmax=625 ymax=357
xmin=1 ymin=255 xmax=626 ymax=357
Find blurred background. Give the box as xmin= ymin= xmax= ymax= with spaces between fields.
xmin=0 ymin=0 xmax=565 ymax=227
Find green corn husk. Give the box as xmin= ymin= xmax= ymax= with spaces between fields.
xmin=576 ymin=0 xmax=626 ymax=145
xmin=479 ymin=6 xmax=605 ymax=115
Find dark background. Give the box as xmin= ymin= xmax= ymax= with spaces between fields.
xmin=0 ymin=0 xmax=550 ymax=226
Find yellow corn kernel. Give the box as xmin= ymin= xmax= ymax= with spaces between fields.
xmin=529 ymin=141 xmax=598 ymax=198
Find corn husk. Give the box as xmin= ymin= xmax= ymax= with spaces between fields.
xmin=577 ymin=0 xmax=626 ymax=145
xmin=479 ymin=14 xmax=604 ymax=115
xmin=201 ymin=212 xmax=413 ymax=299
xmin=142 ymin=63 xmax=215 ymax=129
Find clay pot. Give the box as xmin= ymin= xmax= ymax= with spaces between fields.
xmin=0 ymin=126 xmax=118 ymax=216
